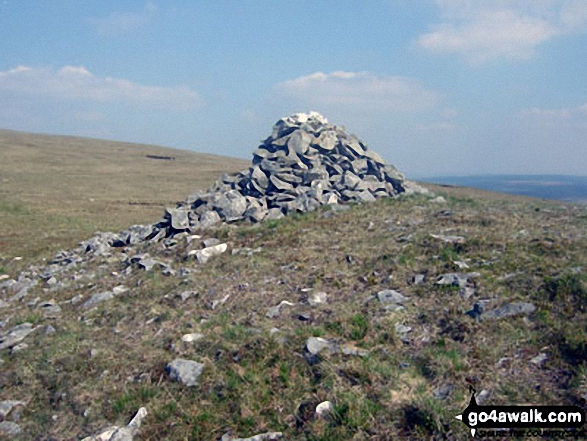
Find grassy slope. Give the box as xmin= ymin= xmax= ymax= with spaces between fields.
xmin=1 ymin=133 xmax=587 ymax=440
xmin=0 ymin=130 xmax=248 ymax=262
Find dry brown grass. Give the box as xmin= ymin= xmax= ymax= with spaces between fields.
xmin=0 ymin=130 xmax=248 ymax=261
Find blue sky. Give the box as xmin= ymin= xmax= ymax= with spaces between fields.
xmin=1 ymin=0 xmax=586 ymax=177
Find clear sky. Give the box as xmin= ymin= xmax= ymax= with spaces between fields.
xmin=1 ymin=1 xmax=586 ymax=177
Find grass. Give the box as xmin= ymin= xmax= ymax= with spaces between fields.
xmin=1 ymin=131 xmax=587 ymax=439
xmin=0 ymin=129 xmax=248 ymax=261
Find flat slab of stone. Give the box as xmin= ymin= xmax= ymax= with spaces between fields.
xmin=167 ymin=359 xmax=204 ymax=386
xmin=482 ymin=302 xmax=536 ymax=320
xmin=0 ymin=323 xmax=36 ymax=350
xmin=221 ymin=432 xmax=283 ymax=441
xmin=83 ymin=291 xmax=114 ymax=309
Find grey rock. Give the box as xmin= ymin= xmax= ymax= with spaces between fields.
xmin=214 ymin=190 xmax=247 ymax=222
xmin=430 ymin=233 xmax=466 ymax=244
xmin=266 ymin=300 xmax=295 ymax=319
xmin=340 ymin=345 xmax=369 ymax=357
xmin=211 ymin=294 xmax=230 ymax=310
xmin=0 ymin=421 xmax=21 ymax=436
xmin=251 ymin=166 xmax=268 ymax=189
xmin=435 ymin=272 xmax=480 ymax=288
xmin=83 ymin=291 xmax=114 ymax=309
xmin=167 ymin=359 xmax=204 ymax=386
xmin=377 ymin=289 xmax=409 ymax=305
xmin=39 ymin=302 xmax=61 ymax=318
xmin=199 ymin=210 xmax=222 ymax=229
xmin=287 ymin=129 xmax=312 ymax=155
xmin=0 ymin=323 xmax=36 ymax=350
xmin=166 ymin=207 xmax=190 ymax=231
xmin=530 ymin=353 xmax=548 ymax=365
xmin=44 ymin=325 xmax=56 ymax=335
xmin=203 ymin=238 xmax=221 ymax=247
xmin=81 ymin=407 xmax=147 ymax=441
xmin=269 ymin=175 xmax=294 ymax=192
xmin=482 ymin=302 xmax=536 ymax=320
xmin=265 ymin=208 xmax=284 ymax=220
xmin=221 ymin=432 xmax=283 ymax=441
xmin=10 ymin=343 xmax=28 ymax=354
xmin=395 ymin=323 xmax=412 ymax=342
xmin=305 ymin=337 xmax=335 ymax=356
xmin=0 ymin=400 xmax=25 ymax=420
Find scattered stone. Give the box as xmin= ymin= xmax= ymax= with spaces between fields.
xmin=459 ymin=286 xmax=475 ymax=300
xmin=221 ymin=432 xmax=283 ymax=441
xmin=193 ymin=243 xmax=228 ymax=264
xmin=44 ymin=325 xmax=56 ymax=335
xmin=476 ymin=390 xmax=490 ymax=405
xmin=0 ymin=323 xmax=36 ymax=350
xmin=0 ymin=421 xmax=21 ymax=436
xmin=434 ymin=384 xmax=454 ymax=400
xmin=436 ymin=272 xmax=480 ymax=288
xmin=454 ymin=260 xmax=470 ymax=269
xmin=395 ymin=324 xmax=412 ymax=343
xmin=83 ymin=291 xmax=114 ymax=309
xmin=377 ymin=289 xmax=409 ymax=305
xmin=211 ymin=294 xmax=230 ymax=310
xmin=167 ymin=359 xmax=204 ymax=386
xmin=412 ymin=274 xmax=425 ymax=285
xmin=0 ymin=400 xmax=25 ymax=420
xmin=166 ymin=207 xmax=190 ymax=231
xmin=69 ymin=294 xmax=83 ymax=305
xmin=112 ymin=285 xmax=129 ymax=295
xmin=39 ymin=301 xmax=61 ymax=318
xmin=530 ymin=353 xmax=548 ymax=365
xmin=177 ymin=291 xmax=197 ymax=302
xmin=181 ymin=333 xmax=204 ymax=343
xmin=81 ymin=407 xmax=147 ymax=441
xmin=315 ymin=401 xmax=334 ymax=418
xmin=266 ymin=301 xmax=295 ymax=318
xmin=482 ymin=302 xmax=536 ymax=320
xmin=340 ymin=345 xmax=369 ymax=357
xmin=308 ymin=292 xmax=328 ymax=306
xmin=305 ymin=337 xmax=336 ymax=356
xmin=430 ymin=233 xmax=466 ymax=244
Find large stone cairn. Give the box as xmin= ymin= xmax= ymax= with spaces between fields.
xmin=147 ymin=111 xmax=420 ymax=241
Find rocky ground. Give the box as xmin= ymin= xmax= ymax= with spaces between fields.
xmin=1 ymin=114 xmax=586 ymax=440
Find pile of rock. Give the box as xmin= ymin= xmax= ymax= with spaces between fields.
xmin=151 ymin=111 xmax=424 ymax=239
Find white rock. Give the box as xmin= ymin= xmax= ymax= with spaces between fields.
xmin=315 ymin=401 xmax=334 ymax=417
xmin=308 ymin=292 xmax=328 ymax=306
xmin=194 ymin=243 xmax=228 ymax=264
xmin=181 ymin=333 xmax=204 ymax=343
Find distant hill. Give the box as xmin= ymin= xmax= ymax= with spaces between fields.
xmin=0 ymin=129 xmax=249 ymax=259
xmin=421 ymin=175 xmax=587 ymax=204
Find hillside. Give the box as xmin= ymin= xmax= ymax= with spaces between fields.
xmin=0 ymin=128 xmax=586 ymax=440
xmin=0 ymin=130 xmax=248 ymax=261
